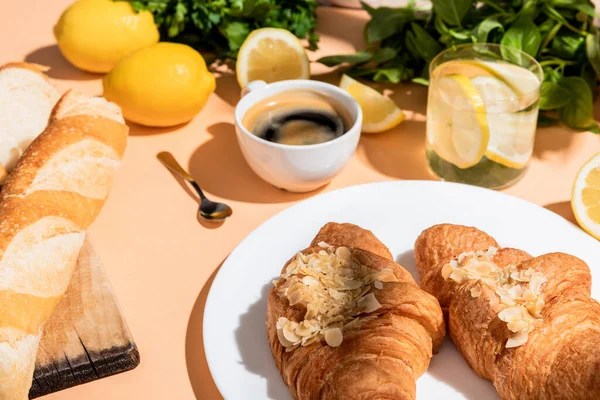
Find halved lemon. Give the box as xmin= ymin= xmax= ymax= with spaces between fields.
xmin=236 ymin=28 xmax=310 ymax=87
xmin=572 ymin=153 xmax=600 ymax=240
xmin=340 ymin=75 xmax=405 ymax=133
xmin=428 ymin=74 xmax=489 ymax=168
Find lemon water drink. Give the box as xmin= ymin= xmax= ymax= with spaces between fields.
xmin=426 ymin=44 xmax=542 ymax=189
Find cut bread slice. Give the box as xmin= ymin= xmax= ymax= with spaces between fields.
xmin=0 ymin=62 xmax=59 ymax=184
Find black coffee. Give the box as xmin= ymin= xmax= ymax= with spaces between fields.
xmin=243 ymin=90 xmax=353 ymax=146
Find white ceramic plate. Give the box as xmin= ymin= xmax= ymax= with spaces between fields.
xmin=203 ymin=181 xmax=600 ymax=399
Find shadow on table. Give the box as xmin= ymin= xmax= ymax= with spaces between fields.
xmin=235 ymin=282 xmax=291 ymax=399
xmin=533 ymin=125 xmax=578 ymax=160
xmin=357 ymin=119 xmax=432 ymax=180
xmin=544 ymin=200 xmax=577 ymax=226
xmin=128 ymin=120 xmax=191 ymax=136
xmin=356 ymin=83 xmax=433 ymax=180
xmin=187 ymin=122 xmax=326 ymax=204
xmin=213 ymin=70 xmax=240 ymax=108
xmin=185 ymin=263 xmax=225 ymax=400
xmin=25 ymin=45 xmax=100 ymax=81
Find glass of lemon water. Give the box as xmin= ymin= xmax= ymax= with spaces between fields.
xmin=426 ymin=43 xmax=543 ymax=189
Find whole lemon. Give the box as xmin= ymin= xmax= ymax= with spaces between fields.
xmin=54 ymin=0 xmax=159 ymax=73
xmin=103 ymin=43 xmax=216 ymax=127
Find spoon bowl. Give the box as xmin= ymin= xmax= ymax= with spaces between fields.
xmin=157 ymin=151 xmax=233 ymax=222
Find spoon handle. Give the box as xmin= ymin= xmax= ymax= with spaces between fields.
xmin=157 ymin=151 xmax=195 ymax=183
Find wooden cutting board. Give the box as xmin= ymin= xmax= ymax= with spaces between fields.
xmin=29 ymin=236 xmax=140 ymax=398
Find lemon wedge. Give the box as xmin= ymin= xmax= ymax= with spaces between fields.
xmin=340 ymin=75 xmax=405 ymax=133
xmin=428 ymin=74 xmax=489 ymax=168
xmin=572 ymin=153 xmax=600 ymax=240
xmin=236 ymin=28 xmax=310 ymax=87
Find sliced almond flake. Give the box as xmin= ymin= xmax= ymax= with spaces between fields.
xmin=277 ymin=328 xmax=294 ymax=347
xmin=343 ymin=318 xmax=360 ymax=330
xmin=302 ymin=276 xmax=319 ymax=287
xmin=335 ymin=246 xmax=352 ymax=261
xmin=470 ymin=285 xmax=482 ymax=298
xmin=340 ymin=280 xmax=363 ymax=290
xmin=374 ymin=281 xmax=383 ymax=290
xmin=507 ymin=320 xmax=529 ymax=333
xmin=358 ymin=293 xmax=382 ymax=313
xmin=323 ymin=327 xmax=343 ymax=347
xmin=317 ymin=241 xmax=330 ymax=249
xmin=375 ymin=268 xmax=398 ymax=283
xmin=305 ymin=303 xmax=317 ymax=320
xmin=506 ymin=332 xmax=529 ymax=348
xmin=498 ymin=307 xmax=523 ymax=323
xmin=449 ymin=268 xmax=468 ymax=283
xmin=441 ymin=263 xmax=453 ymax=280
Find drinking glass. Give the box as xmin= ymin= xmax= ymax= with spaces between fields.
xmin=426 ymin=43 xmax=543 ymax=189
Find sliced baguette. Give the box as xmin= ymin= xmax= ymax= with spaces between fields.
xmin=0 ymin=62 xmax=59 ymax=184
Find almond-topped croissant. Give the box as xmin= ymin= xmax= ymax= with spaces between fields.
xmin=266 ymin=223 xmax=445 ymax=399
xmin=415 ymin=224 xmax=600 ymax=400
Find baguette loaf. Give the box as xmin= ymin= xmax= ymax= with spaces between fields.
xmin=0 ymin=90 xmax=128 ymax=399
xmin=0 ymin=62 xmax=59 ymax=185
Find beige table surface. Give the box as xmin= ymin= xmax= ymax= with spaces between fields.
xmin=2 ymin=2 xmax=600 ymax=399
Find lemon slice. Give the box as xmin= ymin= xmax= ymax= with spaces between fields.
xmin=572 ymin=153 xmax=600 ymax=240
xmin=236 ymin=28 xmax=310 ymax=87
xmin=471 ymin=75 xmax=537 ymax=169
xmin=339 ymin=75 xmax=405 ymax=133
xmin=428 ymin=74 xmax=489 ymax=168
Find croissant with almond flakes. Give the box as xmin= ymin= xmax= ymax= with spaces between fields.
xmin=414 ymin=223 xmax=600 ymax=399
xmin=266 ymin=222 xmax=445 ymax=399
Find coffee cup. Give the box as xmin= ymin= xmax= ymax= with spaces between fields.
xmin=234 ymin=80 xmax=363 ymax=193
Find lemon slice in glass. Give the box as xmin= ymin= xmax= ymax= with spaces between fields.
xmin=471 ymin=75 xmax=538 ymax=169
xmin=236 ymin=28 xmax=310 ymax=87
xmin=340 ymin=75 xmax=405 ymax=133
xmin=429 ymin=74 xmax=490 ymax=169
xmin=572 ymin=153 xmax=600 ymax=240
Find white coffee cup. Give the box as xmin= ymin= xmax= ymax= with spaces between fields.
xmin=234 ymin=80 xmax=363 ymax=193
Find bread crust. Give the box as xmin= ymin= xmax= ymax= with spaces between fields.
xmin=267 ymin=222 xmax=445 ymax=399
xmin=0 ymin=90 xmax=128 ymax=399
xmin=0 ymin=62 xmax=51 ymax=80
xmin=415 ymin=224 xmax=600 ymax=399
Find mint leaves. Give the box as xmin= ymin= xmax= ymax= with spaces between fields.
xmin=318 ymin=0 xmax=600 ymax=131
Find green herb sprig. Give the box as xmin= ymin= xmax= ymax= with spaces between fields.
xmin=318 ymin=0 xmax=600 ymax=131
xmin=130 ymin=0 xmax=319 ymax=60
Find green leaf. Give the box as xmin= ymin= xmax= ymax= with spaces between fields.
xmin=586 ymin=31 xmax=600 ymax=76
xmin=372 ymin=47 xmax=398 ymax=63
xmin=556 ymin=76 xmax=597 ymax=130
xmin=363 ymin=7 xmax=414 ymax=43
xmin=550 ymin=32 xmax=585 ymax=60
xmin=317 ymin=51 xmax=373 ymax=67
xmin=501 ymin=16 xmax=542 ymax=58
xmin=432 ymin=0 xmax=473 ymax=27
xmin=539 ymin=81 xmax=575 ymax=109
xmin=373 ymin=68 xmax=405 ymax=83
xmin=220 ymin=21 xmax=250 ymax=54
xmin=412 ymin=77 xmax=430 ymax=85
xmin=543 ymin=66 xmax=563 ymax=83
xmin=580 ymin=63 xmax=598 ymax=98
xmin=551 ymin=0 xmax=599 ymax=18
xmin=410 ymin=23 xmax=443 ymax=61
xmin=474 ymin=16 xmax=504 ymax=43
